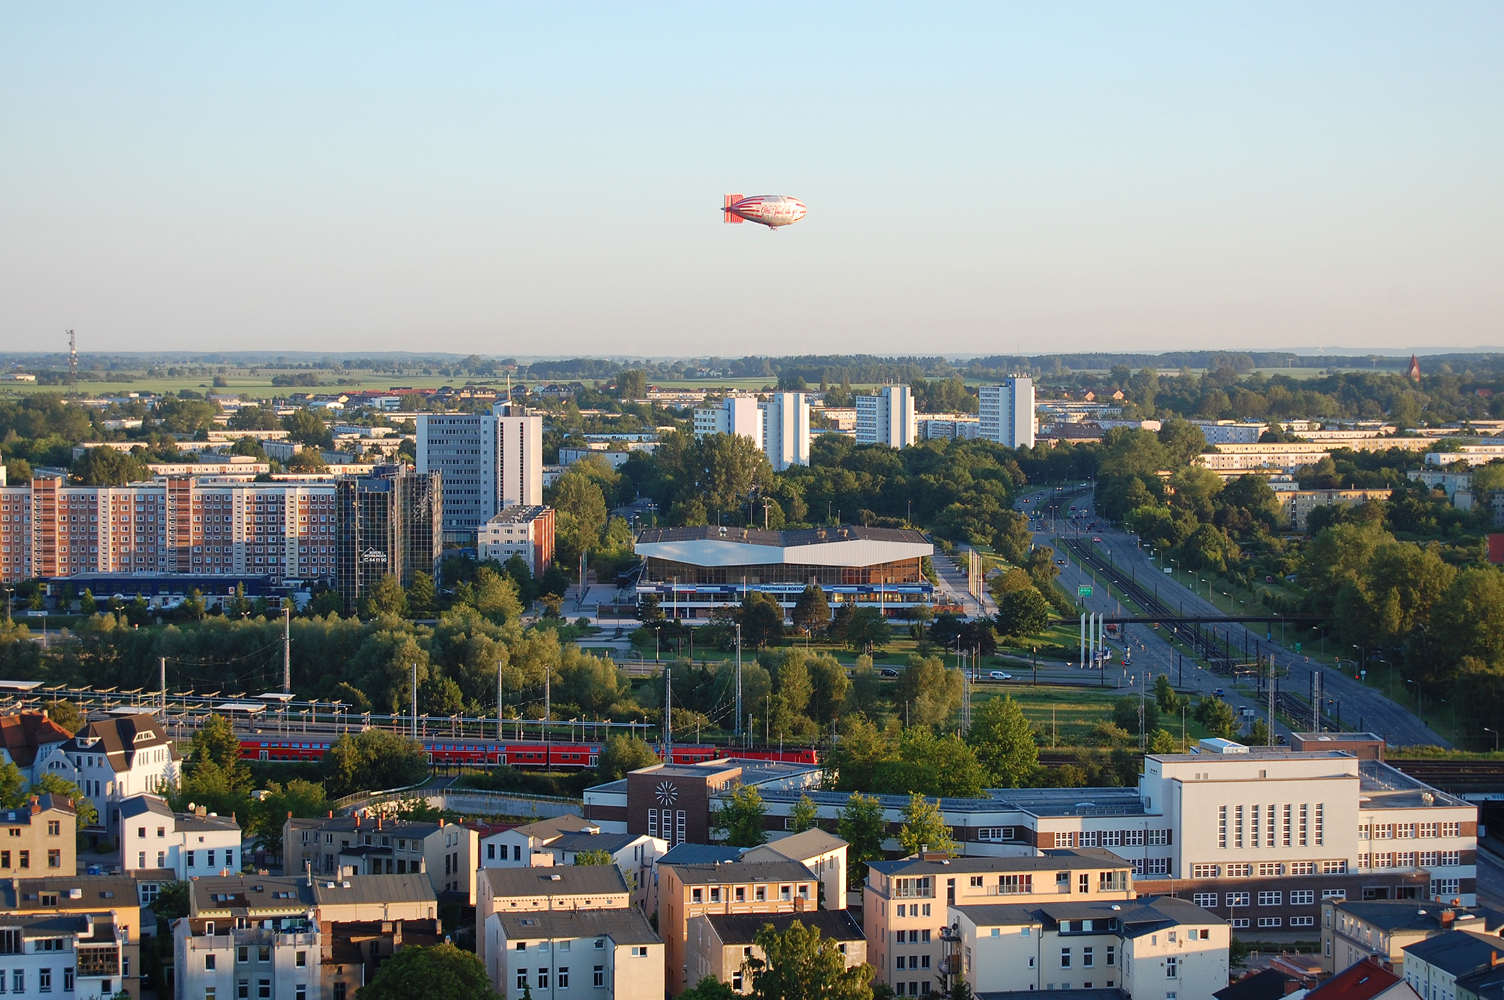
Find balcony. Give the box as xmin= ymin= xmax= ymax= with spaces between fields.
xmin=76 ymin=946 xmax=120 ymax=978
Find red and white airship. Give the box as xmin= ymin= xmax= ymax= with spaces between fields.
xmin=722 ymin=193 xmax=807 ymax=230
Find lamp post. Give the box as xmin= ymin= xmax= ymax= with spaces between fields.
xmin=1352 ymin=645 xmax=1366 ymax=684
xmin=1485 ymin=727 xmax=1499 ymax=753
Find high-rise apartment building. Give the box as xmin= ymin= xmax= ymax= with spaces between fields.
xmin=335 ymin=465 xmax=442 ymax=612
xmin=759 ymin=392 xmax=810 ymax=471
xmin=692 ymin=396 xmax=762 ymax=443
xmin=417 ymin=404 xmax=542 ymax=540
xmin=856 ymin=386 xmax=916 ymax=448
xmin=979 ymin=378 xmax=1036 ymax=448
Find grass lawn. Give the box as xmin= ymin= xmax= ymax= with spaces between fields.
xmin=971 ymin=683 xmax=1217 ymax=749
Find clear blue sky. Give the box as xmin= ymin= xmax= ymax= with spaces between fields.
xmin=2 ymin=3 xmax=1500 ymax=356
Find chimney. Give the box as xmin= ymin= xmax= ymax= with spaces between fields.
xmin=305 ymin=859 xmax=313 ymax=887
xmin=1492 ymin=951 xmax=1504 ymax=968
xmin=29 ymin=798 xmax=40 ymax=815
xmin=377 ymin=815 xmax=382 ymax=830
xmin=328 ymin=810 xmax=333 ymax=819
xmin=1442 ymin=910 xmax=1456 ymax=929
xmin=439 ymin=818 xmax=445 ymax=828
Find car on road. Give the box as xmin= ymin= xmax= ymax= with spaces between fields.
xmin=879 ymin=668 xmax=899 ymax=678
xmin=1056 ymin=558 xmax=1067 ymax=564
xmin=989 ymin=671 xmax=1012 ymax=681
xmin=1092 ymin=536 xmax=1103 ymax=542
xmin=1214 ymin=688 xmax=1225 ymax=697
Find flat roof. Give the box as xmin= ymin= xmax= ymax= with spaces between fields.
xmin=0 ymin=681 xmax=44 ymax=691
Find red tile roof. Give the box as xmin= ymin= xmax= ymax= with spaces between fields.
xmin=0 ymin=713 xmax=76 ymax=767
xmin=1306 ymin=957 xmax=1405 ymax=1000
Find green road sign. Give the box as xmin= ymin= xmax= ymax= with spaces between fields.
xmin=1078 ymin=585 xmax=1093 ymax=597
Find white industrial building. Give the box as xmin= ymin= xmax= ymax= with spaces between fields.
xmin=979 ymin=379 xmax=1036 ymax=448
xmin=856 ymin=386 xmax=916 ymax=448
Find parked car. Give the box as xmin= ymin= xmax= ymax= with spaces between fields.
xmin=1092 ymin=536 xmax=1103 ymax=542
xmin=989 ymin=671 xmax=1012 ymax=681
xmin=879 ymin=668 xmax=899 ymax=678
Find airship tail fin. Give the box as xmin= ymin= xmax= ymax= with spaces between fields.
xmin=723 ymin=193 xmax=744 ymax=223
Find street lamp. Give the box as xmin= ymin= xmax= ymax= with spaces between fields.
xmin=1485 ymin=726 xmax=1499 ymax=753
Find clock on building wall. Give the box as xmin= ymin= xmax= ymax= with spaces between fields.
xmin=655 ymin=781 xmax=679 ymax=806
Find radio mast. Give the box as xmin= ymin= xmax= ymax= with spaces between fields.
xmin=67 ymin=330 xmax=78 ymax=396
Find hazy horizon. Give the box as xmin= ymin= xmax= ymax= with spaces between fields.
xmin=2 ymin=4 xmax=1500 ymax=355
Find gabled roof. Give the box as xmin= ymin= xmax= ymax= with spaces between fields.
xmin=1215 ymin=969 xmax=1304 ymax=1000
xmin=745 ymin=828 xmax=847 ymax=862
xmin=658 ymin=844 xmax=744 ymax=866
xmin=1304 ymin=957 xmax=1409 ymax=1000
xmin=1402 ymin=929 xmax=1504 ymax=977
xmin=1333 ymin=901 xmax=1504 ymax=936
xmin=311 ymin=874 xmax=437 ymax=907
xmin=485 ymin=865 xmax=629 ymax=900
xmin=62 ymin=714 xmax=168 ymax=773
xmin=0 ymin=713 xmax=76 ymax=766
xmin=119 ymin=794 xmax=240 ymax=832
xmin=1 ymin=875 xmax=142 ymax=911
xmin=869 ymin=848 xmax=1128 ymax=878
xmin=505 ymin=813 xmax=599 ymax=843
xmin=550 ymin=832 xmax=641 ymax=855
xmin=703 ymin=910 xmax=863 ymax=945
xmin=190 ymin=876 xmax=313 ymax=915
xmin=0 ymin=794 xmax=74 ymax=826
xmin=498 ymin=908 xmax=660 ymax=946
xmin=662 ymin=860 xmax=816 ymax=886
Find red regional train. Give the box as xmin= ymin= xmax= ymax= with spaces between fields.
xmin=241 ymin=736 xmax=819 ymax=769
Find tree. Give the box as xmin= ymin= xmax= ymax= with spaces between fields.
xmin=966 ymin=696 xmax=1038 ymax=787
xmin=1247 ymin=718 xmax=1271 ymax=746
xmin=1154 ymin=674 xmax=1176 ymax=713
xmin=715 ymin=784 xmax=769 ymax=847
xmin=897 ymin=794 xmax=956 ymax=856
xmin=791 ymin=585 xmax=832 ymax=637
xmin=895 ymin=655 xmax=963 ymax=728
xmin=680 ymin=978 xmax=737 ymax=1000
xmin=1195 ymin=698 xmax=1239 ymax=740
xmin=287 ymin=450 xmax=329 ymax=473
xmin=79 ymin=590 xmax=97 ymax=616
xmin=355 ymin=942 xmax=500 ymax=1000
xmin=838 ymin=793 xmax=887 ymax=888
xmin=363 ymin=576 xmax=408 ymax=618
xmin=70 ymin=448 xmax=151 ymax=486
xmin=1112 ymin=696 xmax=1159 ymax=736
xmin=187 ymin=714 xmax=252 ymax=793
xmin=745 ymin=919 xmax=874 ymax=1000
xmin=250 ymin=780 xmax=329 ymax=854
xmin=408 ymin=572 xmax=437 ymax=618
xmin=740 ymin=591 xmax=786 ymax=649
xmin=282 ymin=409 xmax=333 ymax=449
xmin=323 ymin=729 xmax=429 ymax=798
xmin=789 ymin=794 xmax=820 ymax=833
xmin=42 ymin=699 xmax=84 ymax=735
xmin=617 ymin=370 xmax=648 ymax=399
xmin=595 ymin=735 xmax=661 ymax=781
xmin=31 ymin=774 xmax=97 ymax=827
xmin=572 ymin=849 xmax=614 ymax=866
xmin=150 ymin=881 xmax=190 ymax=922
xmin=844 ymin=608 xmax=892 ymax=652
xmin=0 ymin=762 xmax=25 ymax=809
xmin=995 ymin=588 xmax=1051 ymax=637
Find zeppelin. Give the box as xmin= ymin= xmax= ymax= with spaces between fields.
xmin=722 ymin=193 xmax=807 ymax=230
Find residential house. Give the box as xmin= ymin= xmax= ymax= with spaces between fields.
xmin=0 ymin=795 xmax=76 ymax=878
xmin=865 ymin=850 xmax=1135 ymax=990
xmin=1311 ymin=956 xmax=1424 ymax=1000
xmin=687 ymin=910 xmax=865 ymax=994
xmin=953 ymin=896 xmax=1228 ymax=1000
xmin=658 ymin=860 xmax=819 ymax=996
xmin=119 ymin=796 xmax=242 ymax=879
xmin=171 ymin=873 xmax=439 ymax=1000
xmin=0 ymin=875 xmax=148 ymax=999
xmin=492 ymin=908 xmax=662 ymax=1000
xmin=741 ymin=828 xmax=847 ymax=911
xmin=36 ymin=714 xmax=176 ymax=841
xmin=1214 ymin=967 xmax=1311 ymax=1000
xmin=476 ymin=865 xmax=632 ymax=990
xmin=0 ymin=910 xmax=131 ymax=1000
xmin=282 ymin=813 xmax=477 ymax=904
xmin=480 ymin=814 xmax=600 ymax=868
xmin=1403 ymin=930 xmax=1504 ymax=1000
xmin=1323 ymin=901 xmax=1502 ymax=975
xmin=0 ymin=713 xmax=76 ymax=782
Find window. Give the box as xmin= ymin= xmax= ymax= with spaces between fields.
xmin=517 ymin=971 xmax=529 ymax=991
xmin=1258 ymin=917 xmax=1282 ymax=928
xmin=1291 ymin=891 xmax=1315 ymax=905
xmin=296 ymin=952 xmax=306 ymax=968
xmin=691 ymin=889 xmax=702 ymax=904
xmin=1083 ymin=948 xmax=1094 ymax=968
xmin=1225 ymin=864 xmax=1251 ymax=877
xmin=1218 ymin=806 xmax=1227 ymax=849
xmin=1442 ymin=822 xmax=1461 ymax=838
xmin=1061 ymin=948 xmax=1071 ymax=968
xmin=1226 ymin=892 xmax=1250 ymax=907
xmin=1257 ymin=863 xmax=1282 ymax=877
xmin=1106 ymin=946 xmax=1115 ymax=967
xmin=538 ymin=970 xmax=549 ymax=989
xmin=970 ymin=876 xmax=983 ymax=888
xmin=1323 ymin=889 xmax=1347 ymax=900
xmin=1442 ymin=851 xmax=1461 ymax=867
xmin=63 ymin=971 xmax=73 ymax=993
xmin=1291 ymin=916 xmax=1315 ymax=927
xmin=1166 ymin=957 xmax=1178 ymax=978
xmin=1191 ymin=865 xmax=1218 ymax=879
xmin=593 ymin=967 xmax=605 ymax=988
xmin=259 ymin=947 xmax=271 ymax=963
xmin=1289 ymin=862 xmax=1314 ymax=876
xmin=558 ymin=968 xmax=569 ymax=988
xmin=39 ymin=967 xmax=51 ymax=993
xmin=1193 ymin=893 xmax=1217 ymax=907
xmin=1434 ymin=878 xmax=1462 ymax=896
xmin=207 ymin=956 xmax=217 ymax=971
xmin=1420 ymin=822 xmax=1437 ymax=838
xmin=1232 ymin=918 xmax=1250 ymax=928
xmin=755 ymin=886 xmax=766 ymax=901
xmin=709 ymin=887 xmax=720 ymax=903
xmin=1258 ymin=892 xmax=1282 ymax=906
xmin=1146 ymin=859 xmax=1170 ymax=875
xmin=333 ymin=985 xmax=347 ymax=1000
xmin=1323 ymin=860 xmax=1348 ymax=874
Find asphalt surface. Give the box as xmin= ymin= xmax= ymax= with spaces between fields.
xmin=932 ymin=545 xmax=996 ymax=618
xmin=1018 ymin=488 xmax=1449 ymax=749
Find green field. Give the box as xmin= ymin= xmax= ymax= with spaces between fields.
xmin=972 ymin=682 xmax=1217 ymax=748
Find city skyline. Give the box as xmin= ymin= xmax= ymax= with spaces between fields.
xmin=2 ymin=4 xmax=1500 ymax=355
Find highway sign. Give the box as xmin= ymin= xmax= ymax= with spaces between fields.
xmin=1078 ymin=585 xmax=1093 ymax=597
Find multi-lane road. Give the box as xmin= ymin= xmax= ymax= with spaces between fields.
xmin=1018 ymin=487 xmax=1449 ymax=749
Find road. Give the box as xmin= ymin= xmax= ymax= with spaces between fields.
xmin=1019 ymin=488 xmax=1448 ymax=749
xmin=931 ymin=544 xmax=996 ymax=618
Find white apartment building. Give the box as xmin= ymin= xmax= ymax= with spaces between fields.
xmin=417 ymin=404 xmax=542 ymax=539
xmin=979 ymin=379 xmax=1036 ymax=449
xmin=1194 ymin=444 xmax=1331 ymax=473
xmin=760 ymin=393 xmax=810 ymax=471
xmin=953 ymin=895 xmax=1228 ymax=1000
xmin=741 ymin=828 xmax=848 ymax=914
xmin=492 ymin=908 xmax=664 ymax=1000
xmin=856 ymin=386 xmax=916 ymax=448
xmin=119 ymin=796 xmax=242 ymax=878
xmin=37 ymin=714 xmax=176 ymax=841
xmin=1190 ymin=420 xmax=1269 ymax=445
xmin=173 ymin=874 xmax=441 ymax=1000
xmin=477 ymin=865 xmax=633 ymax=990
xmin=693 ymin=397 xmax=763 ymax=443
xmin=0 ymin=911 xmax=130 ymax=1000
xmin=865 ymin=851 xmax=1135 ymax=991
xmin=476 ymin=505 xmax=555 ymax=574
xmin=480 ymin=815 xmax=604 ymax=868
xmin=282 ymin=814 xmax=478 ymax=904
